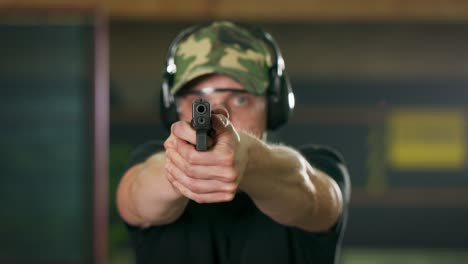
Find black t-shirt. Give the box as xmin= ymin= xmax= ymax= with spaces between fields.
xmin=123 ymin=141 xmax=349 ymax=264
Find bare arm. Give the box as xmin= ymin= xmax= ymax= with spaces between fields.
xmin=239 ymin=132 xmax=343 ymax=232
xmin=116 ymin=151 xmax=189 ymax=228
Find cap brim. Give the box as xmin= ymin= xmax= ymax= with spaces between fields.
xmin=170 ymin=66 xmax=256 ymax=95
xmin=170 ymin=67 xmax=214 ymax=95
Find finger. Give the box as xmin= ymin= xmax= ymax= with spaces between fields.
xmin=172 ymin=136 xmax=214 ymax=155
xmin=171 ymin=121 xmax=196 ymax=145
xmin=172 ymin=120 xmax=214 ymax=148
xmin=163 ymin=134 xmax=178 ymax=150
xmin=164 ymin=169 xmax=183 ymax=195
xmin=211 ymin=114 xmax=239 ymax=142
xmin=165 ymin=160 xmax=236 ymax=194
xmin=211 ymin=107 xmax=229 ymax=119
xmin=209 ymin=115 xmax=239 ymax=152
xmin=170 ymin=179 xmax=235 ymax=204
xmin=166 ymin=148 xmax=237 ymax=182
xmin=173 ymin=138 xmax=235 ymax=166
xmin=211 ymin=114 xmax=230 ymax=134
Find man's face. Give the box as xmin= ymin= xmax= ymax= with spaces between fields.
xmin=175 ymin=74 xmax=267 ymax=138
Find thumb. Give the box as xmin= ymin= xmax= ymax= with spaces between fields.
xmin=211 ymin=113 xmax=231 ymax=137
xmin=211 ymin=106 xmax=229 ymax=119
xmin=211 ymin=113 xmax=240 ymax=148
xmin=210 ymin=106 xmax=231 ymax=137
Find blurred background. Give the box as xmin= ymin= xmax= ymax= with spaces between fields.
xmin=1 ymin=0 xmax=468 ymax=263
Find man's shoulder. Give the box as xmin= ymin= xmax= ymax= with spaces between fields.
xmin=297 ymin=144 xmax=345 ymax=165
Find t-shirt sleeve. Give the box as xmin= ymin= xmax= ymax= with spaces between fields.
xmin=291 ymin=144 xmax=351 ymax=263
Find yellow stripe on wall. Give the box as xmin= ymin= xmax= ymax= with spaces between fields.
xmin=387 ymin=108 xmax=465 ymax=170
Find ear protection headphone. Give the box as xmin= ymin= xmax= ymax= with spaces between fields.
xmin=159 ymin=22 xmax=295 ymax=131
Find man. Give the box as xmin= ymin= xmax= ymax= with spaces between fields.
xmin=116 ymin=21 xmax=350 ymax=263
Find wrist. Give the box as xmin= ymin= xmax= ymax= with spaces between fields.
xmin=140 ymin=153 xmax=187 ymax=205
xmin=237 ymin=131 xmax=266 ymax=192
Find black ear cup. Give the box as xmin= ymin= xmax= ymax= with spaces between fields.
xmin=159 ymin=22 xmax=294 ymax=131
xmin=267 ymin=74 xmax=293 ymax=130
xmin=159 ymin=75 xmax=178 ymax=130
xmin=261 ymin=28 xmax=293 ymax=130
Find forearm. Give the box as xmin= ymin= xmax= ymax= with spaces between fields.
xmin=239 ymin=133 xmax=343 ymax=232
xmin=116 ymin=152 xmax=188 ymax=227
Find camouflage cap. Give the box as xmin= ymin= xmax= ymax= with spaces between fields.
xmin=170 ymin=21 xmax=272 ymax=95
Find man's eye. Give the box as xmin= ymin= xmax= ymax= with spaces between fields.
xmin=232 ymin=96 xmax=249 ymax=106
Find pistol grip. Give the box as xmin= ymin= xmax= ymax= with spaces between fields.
xmin=196 ymin=129 xmax=209 ymax=151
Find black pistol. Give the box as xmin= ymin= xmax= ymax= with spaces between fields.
xmin=191 ymin=98 xmax=212 ymax=151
